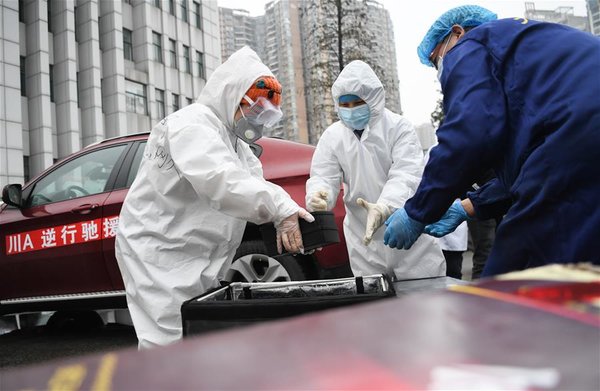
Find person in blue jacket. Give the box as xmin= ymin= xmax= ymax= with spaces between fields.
xmin=383 ymin=5 xmax=600 ymax=277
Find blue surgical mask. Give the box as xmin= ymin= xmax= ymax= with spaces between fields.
xmin=437 ymin=57 xmax=444 ymax=82
xmin=338 ymin=104 xmax=370 ymax=130
xmin=435 ymin=33 xmax=452 ymax=83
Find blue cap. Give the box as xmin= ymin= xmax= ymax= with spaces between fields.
xmin=417 ymin=5 xmax=497 ymax=67
xmin=339 ymin=94 xmax=362 ymax=104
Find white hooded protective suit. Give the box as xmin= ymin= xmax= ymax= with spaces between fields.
xmin=306 ymin=60 xmax=445 ymax=280
xmin=115 ymin=47 xmax=300 ymax=349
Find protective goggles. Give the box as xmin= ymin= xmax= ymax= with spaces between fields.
xmin=241 ymin=95 xmax=283 ymax=127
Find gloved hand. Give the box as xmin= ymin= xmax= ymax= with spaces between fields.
xmin=424 ymin=200 xmax=471 ymax=238
xmin=276 ymin=208 xmax=315 ymax=254
xmin=356 ymin=198 xmax=392 ymax=245
xmin=383 ymin=208 xmax=425 ymax=250
xmin=307 ymin=190 xmax=329 ymax=212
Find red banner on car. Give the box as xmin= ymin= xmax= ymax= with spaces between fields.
xmin=5 ymin=216 xmax=120 ymax=255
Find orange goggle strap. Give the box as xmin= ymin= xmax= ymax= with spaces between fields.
xmin=241 ymin=77 xmax=282 ymax=107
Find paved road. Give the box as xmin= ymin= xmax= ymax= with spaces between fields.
xmin=0 ymin=321 xmax=137 ymax=369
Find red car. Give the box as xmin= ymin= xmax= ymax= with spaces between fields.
xmin=0 ymin=133 xmax=349 ymax=316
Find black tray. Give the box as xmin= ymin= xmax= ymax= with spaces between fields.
xmin=259 ymin=211 xmax=340 ymax=256
xmin=181 ymin=274 xmax=395 ymax=337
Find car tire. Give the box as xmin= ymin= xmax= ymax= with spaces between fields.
xmin=46 ymin=310 xmax=104 ymax=333
xmin=225 ymin=240 xmax=308 ymax=283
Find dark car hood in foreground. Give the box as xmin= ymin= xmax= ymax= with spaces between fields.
xmin=2 ymin=266 xmax=599 ymax=390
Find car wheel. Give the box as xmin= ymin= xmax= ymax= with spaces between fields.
xmin=225 ymin=240 xmax=308 ymax=283
xmin=46 ymin=310 xmax=104 ymax=333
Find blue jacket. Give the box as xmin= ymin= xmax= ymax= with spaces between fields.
xmin=405 ymin=18 xmax=600 ymax=276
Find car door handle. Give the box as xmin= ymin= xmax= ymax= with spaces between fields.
xmin=71 ymin=204 xmax=99 ymax=214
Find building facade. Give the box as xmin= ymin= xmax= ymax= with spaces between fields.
xmin=219 ymin=2 xmax=308 ymax=142
xmin=364 ymin=0 xmax=401 ymax=114
xmin=219 ymin=7 xmax=262 ymax=61
xmin=299 ymin=0 xmax=402 ymax=143
xmin=260 ymin=0 xmax=308 ymax=141
xmin=220 ymin=0 xmax=401 ymax=145
xmin=525 ymin=2 xmax=590 ymax=31
xmin=0 ymin=0 xmax=221 ymax=188
xmin=587 ymin=0 xmax=600 ymax=35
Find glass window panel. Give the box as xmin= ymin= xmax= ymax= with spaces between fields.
xmin=180 ymin=0 xmax=188 ymax=22
xmin=152 ymin=31 xmax=162 ymax=63
xmin=155 ymin=88 xmax=165 ymax=119
xmin=126 ymin=80 xmax=147 ymax=115
xmin=123 ymin=29 xmax=133 ymax=61
xmin=126 ymin=142 xmax=147 ymax=188
xmin=194 ymin=2 xmax=202 ymax=29
xmin=169 ymin=39 xmax=177 ymax=68
xmin=28 ymin=145 xmax=128 ymax=207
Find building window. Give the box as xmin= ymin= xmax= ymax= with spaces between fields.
xmin=172 ymin=93 xmax=179 ymax=113
xmin=76 ymin=72 xmax=81 ymax=107
xmin=154 ymin=0 xmax=161 ymax=8
xmin=152 ymin=31 xmax=162 ymax=63
xmin=156 ymin=88 xmax=165 ymax=119
xmin=49 ymin=64 xmax=55 ymax=102
xmin=23 ymin=156 xmax=30 ymax=183
xmin=124 ymin=0 xmax=132 ymax=4
xmin=180 ymin=0 xmax=188 ymax=22
xmin=47 ymin=0 xmax=53 ymax=33
xmin=74 ymin=6 xmax=80 ymax=43
xmin=193 ymin=2 xmax=202 ymax=29
xmin=123 ymin=29 xmax=133 ymax=61
xmin=186 ymin=97 xmax=193 ymax=106
xmin=126 ymin=80 xmax=147 ymax=115
xmin=19 ymin=0 xmax=25 ymax=23
xmin=169 ymin=0 xmax=175 ymax=16
xmin=20 ymin=56 xmax=26 ymax=97
xmin=169 ymin=39 xmax=177 ymax=68
xmin=183 ymin=45 xmax=191 ymax=73
xmin=101 ymin=76 xmax=106 ymax=113
xmin=196 ymin=51 xmax=205 ymax=79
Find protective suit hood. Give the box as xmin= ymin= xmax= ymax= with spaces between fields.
xmin=331 ymin=61 xmax=385 ymax=127
xmin=197 ymin=46 xmax=274 ymax=130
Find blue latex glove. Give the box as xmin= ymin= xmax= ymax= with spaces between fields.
xmin=424 ymin=200 xmax=470 ymax=238
xmin=383 ymin=208 xmax=425 ymax=250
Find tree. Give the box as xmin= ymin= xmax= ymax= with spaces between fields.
xmin=300 ymin=0 xmax=381 ymax=143
xmin=430 ymin=94 xmax=444 ymax=129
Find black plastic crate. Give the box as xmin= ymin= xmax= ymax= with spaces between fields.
xmin=182 ymin=274 xmax=395 ymax=337
xmin=259 ymin=211 xmax=340 ymax=256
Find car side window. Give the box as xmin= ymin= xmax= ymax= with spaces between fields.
xmin=126 ymin=142 xmax=147 ymax=188
xmin=28 ymin=145 xmax=128 ymax=207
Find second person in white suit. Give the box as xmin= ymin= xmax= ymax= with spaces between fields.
xmin=305 ymin=60 xmax=445 ymax=280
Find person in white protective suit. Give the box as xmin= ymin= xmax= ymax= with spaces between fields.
xmin=305 ymin=60 xmax=445 ymax=280
xmin=116 ymin=46 xmax=313 ymax=349
xmin=438 ymin=219 xmax=468 ymax=279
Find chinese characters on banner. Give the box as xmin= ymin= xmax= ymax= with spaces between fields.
xmin=5 ymin=216 xmax=120 ymax=255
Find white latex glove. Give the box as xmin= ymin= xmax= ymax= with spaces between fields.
xmin=276 ymin=208 xmax=315 ymax=254
xmin=357 ymin=198 xmax=392 ymax=245
xmin=307 ymin=190 xmax=329 ymax=212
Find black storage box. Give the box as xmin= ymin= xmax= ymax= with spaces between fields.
xmin=259 ymin=211 xmax=340 ymax=256
xmin=182 ymin=274 xmax=395 ymax=337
